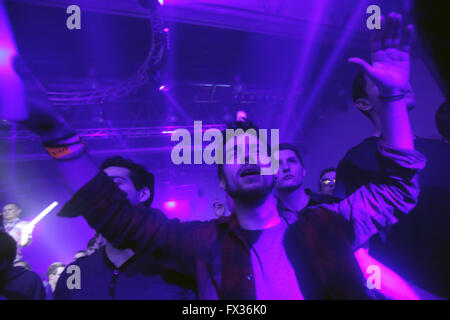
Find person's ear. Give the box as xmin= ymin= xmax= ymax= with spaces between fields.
xmin=354 ymin=98 xmax=373 ymax=112
xmin=139 ymin=187 xmax=151 ymax=203
xmin=302 ymin=168 xmax=307 ymax=178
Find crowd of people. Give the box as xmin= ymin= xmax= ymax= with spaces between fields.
xmin=1 ymin=2 xmax=450 ymax=300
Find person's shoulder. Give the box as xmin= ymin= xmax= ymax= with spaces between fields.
xmin=297 ymin=204 xmax=353 ymax=238
xmin=299 ymin=204 xmax=338 ymax=219
xmin=309 ymin=192 xmax=341 ymax=205
xmin=68 ymin=248 xmax=102 ymax=267
xmin=3 ymin=266 xmax=42 ymax=282
xmin=2 ymin=265 xmax=28 ymax=281
xmin=344 ymin=136 xmax=380 ymax=157
xmin=17 ymin=267 xmax=42 ymax=283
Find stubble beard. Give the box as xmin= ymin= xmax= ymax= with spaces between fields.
xmin=225 ymin=178 xmax=274 ymax=205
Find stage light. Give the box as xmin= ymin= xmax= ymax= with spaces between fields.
xmin=164 ymin=200 xmax=177 ymax=210
xmin=236 ymin=110 xmax=247 ymax=122
xmin=159 ymin=0 xmax=164 ymax=5
xmin=159 ymin=84 xmax=169 ymax=92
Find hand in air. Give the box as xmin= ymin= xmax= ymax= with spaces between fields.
xmin=12 ymin=56 xmax=74 ymax=142
xmin=348 ymin=12 xmax=413 ymax=95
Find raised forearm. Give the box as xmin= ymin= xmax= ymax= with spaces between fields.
xmin=57 ymin=171 xmax=199 ymax=275
xmin=378 ymin=95 xmax=414 ymax=150
xmin=337 ymin=143 xmax=426 ymax=248
xmin=55 ymin=152 xmax=98 ymax=193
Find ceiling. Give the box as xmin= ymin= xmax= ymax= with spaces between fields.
xmin=1 ymin=0 xmax=414 ymax=158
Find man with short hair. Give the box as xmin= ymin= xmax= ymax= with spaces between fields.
xmin=274 ymin=143 xmax=338 ymax=214
xmin=318 ymin=168 xmax=336 ymax=196
xmin=2 ymin=203 xmax=32 ymax=261
xmin=47 ymin=262 xmax=65 ymax=292
xmin=43 ymin=262 xmax=65 ymax=299
xmin=54 ymin=156 xmax=196 ymax=300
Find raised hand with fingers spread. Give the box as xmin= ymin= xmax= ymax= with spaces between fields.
xmin=349 ymin=12 xmax=414 ymax=97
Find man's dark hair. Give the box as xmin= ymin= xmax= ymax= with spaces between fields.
xmin=352 ymin=72 xmax=374 ymax=122
xmin=278 ymin=143 xmax=304 ymax=167
xmin=46 ymin=262 xmax=65 ymax=279
xmin=319 ymin=167 xmax=336 ymax=190
xmin=101 ymin=156 xmax=155 ymax=207
xmin=217 ymin=119 xmax=262 ymax=179
xmin=0 ymin=231 xmax=16 ymax=272
xmin=436 ymin=101 xmax=450 ymax=141
xmin=87 ymin=237 xmax=96 ymax=249
xmin=320 ymin=168 xmax=336 ymax=180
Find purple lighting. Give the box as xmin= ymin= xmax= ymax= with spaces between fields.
xmin=164 ymin=200 xmax=177 ymax=210
xmin=280 ymin=0 xmax=327 ymax=135
xmin=0 ymin=1 xmax=27 ymax=121
xmin=158 ymin=0 xmax=164 ymax=6
xmin=354 ymin=248 xmax=421 ymax=300
xmin=0 ymin=48 xmax=12 ymax=67
xmin=288 ymin=0 xmax=370 ymax=140
xmin=159 ymin=84 xmax=169 ymax=92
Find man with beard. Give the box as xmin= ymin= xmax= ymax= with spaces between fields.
xmin=9 ymin=13 xmax=425 ymax=299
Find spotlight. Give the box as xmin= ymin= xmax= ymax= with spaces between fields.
xmin=164 ymin=200 xmax=177 ymax=210
xmin=159 ymin=84 xmax=169 ymax=92
xmin=236 ymin=110 xmax=247 ymax=122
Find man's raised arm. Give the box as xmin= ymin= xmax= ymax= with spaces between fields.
xmin=10 ymin=56 xmax=98 ymax=194
xmin=330 ymin=13 xmax=426 ymax=248
xmin=7 ymin=57 xmax=200 ymax=277
xmin=349 ymin=12 xmax=414 ymax=151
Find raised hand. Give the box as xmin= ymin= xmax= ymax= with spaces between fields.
xmin=349 ymin=12 xmax=413 ymax=96
xmin=12 ymin=56 xmax=74 ymax=142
